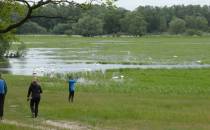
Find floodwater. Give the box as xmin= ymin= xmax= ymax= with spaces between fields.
xmin=1 ymin=48 xmax=210 ymax=76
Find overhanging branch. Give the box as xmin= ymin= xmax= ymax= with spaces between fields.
xmin=0 ymin=0 xmax=95 ymax=34
xmin=0 ymin=0 xmax=32 ymax=34
xmin=30 ymin=15 xmax=78 ymax=22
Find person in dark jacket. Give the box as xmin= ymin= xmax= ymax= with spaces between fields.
xmin=27 ymin=80 xmax=42 ymax=118
xmin=0 ymin=73 xmax=7 ymax=120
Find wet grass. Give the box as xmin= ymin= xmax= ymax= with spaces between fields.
xmin=0 ymin=123 xmax=37 ymax=130
xmin=2 ymin=68 xmax=210 ymax=130
xmin=16 ymin=35 xmax=210 ymax=64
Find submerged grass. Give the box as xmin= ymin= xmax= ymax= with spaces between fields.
xmin=2 ymin=68 xmax=210 ymax=130
xmin=16 ymin=35 xmax=210 ymax=64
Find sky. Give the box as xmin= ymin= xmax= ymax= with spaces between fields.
xmin=115 ymin=0 xmax=210 ymax=10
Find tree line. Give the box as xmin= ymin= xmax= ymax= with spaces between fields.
xmin=16 ymin=4 xmax=210 ymax=36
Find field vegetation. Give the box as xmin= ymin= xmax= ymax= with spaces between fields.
xmin=1 ymin=68 xmax=210 ymax=130
xmin=1 ymin=35 xmax=210 ymax=129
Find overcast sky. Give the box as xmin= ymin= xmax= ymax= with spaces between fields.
xmin=115 ymin=0 xmax=210 ymax=10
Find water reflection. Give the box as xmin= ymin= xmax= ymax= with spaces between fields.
xmin=0 ymin=48 xmax=210 ymax=76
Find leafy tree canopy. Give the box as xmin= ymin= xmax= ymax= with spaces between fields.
xmin=0 ymin=0 xmax=117 ymax=34
xmin=169 ymin=17 xmax=186 ymax=34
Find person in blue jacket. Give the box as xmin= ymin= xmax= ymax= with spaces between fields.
xmin=0 ymin=73 xmax=7 ymax=120
xmin=68 ymin=76 xmax=77 ymax=103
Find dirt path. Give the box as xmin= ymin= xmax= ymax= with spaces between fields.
xmin=1 ymin=119 xmax=93 ymax=130
xmin=45 ymin=120 xmax=92 ymax=130
xmin=1 ymin=119 xmax=55 ymax=130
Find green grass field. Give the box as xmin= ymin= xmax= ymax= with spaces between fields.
xmin=0 ymin=123 xmax=37 ymax=130
xmin=2 ymin=68 xmax=210 ymax=130
xmin=1 ymin=35 xmax=210 ymax=130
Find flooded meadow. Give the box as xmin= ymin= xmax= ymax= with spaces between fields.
xmin=1 ymin=35 xmax=210 ymax=76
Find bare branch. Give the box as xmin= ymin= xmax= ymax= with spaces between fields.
xmin=31 ymin=0 xmax=51 ymax=9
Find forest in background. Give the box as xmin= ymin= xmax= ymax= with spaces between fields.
xmin=16 ymin=4 xmax=210 ymax=36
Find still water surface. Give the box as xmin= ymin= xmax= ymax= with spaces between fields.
xmin=1 ymin=48 xmax=210 ymax=76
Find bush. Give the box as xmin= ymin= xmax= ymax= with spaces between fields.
xmin=72 ymin=15 xmax=103 ymax=37
xmin=64 ymin=29 xmax=74 ymax=36
xmin=169 ymin=18 xmax=186 ymax=34
xmin=186 ymin=29 xmax=202 ymax=36
xmin=52 ymin=23 xmax=71 ymax=34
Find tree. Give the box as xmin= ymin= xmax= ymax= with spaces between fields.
xmin=17 ymin=21 xmax=47 ymax=34
xmin=52 ymin=23 xmax=71 ymax=34
xmin=72 ymin=15 xmax=103 ymax=36
xmin=185 ymin=16 xmax=208 ymax=31
xmin=137 ymin=6 xmax=161 ymax=33
xmin=120 ymin=12 xmax=147 ymax=36
xmin=103 ymin=7 xmax=127 ymax=34
xmin=169 ymin=18 xmax=186 ymax=34
xmin=32 ymin=4 xmax=63 ymax=31
xmin=0 ymin=0 xmax=117 ymax=34
xmin=128 ymin=13 xmax=147 ymax=36
xmin=31 ymin=4 xmax=83 ymax=31
xmin=159 ymin=16 xmax=167 ymax=32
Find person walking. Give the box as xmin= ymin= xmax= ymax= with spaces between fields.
xmin=68 ymin=76 xmax=77 ymax=103
xmin=27 ymin=79 xmax=42 ymax=118
xmin=0 ymin=73 xmax=7 ymax=120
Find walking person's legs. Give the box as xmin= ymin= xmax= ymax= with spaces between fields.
xmin=68 ymin=93 xmax=71 ymax=102
xmin=30 ymin=98 xmax=35 ymax=117
xmin=0 ymin=94 xmax=5 ymax=120
xmin=70 ymin=91 xmax=74 ymax=102
xmin=34 ymin=98 xmax=40 ymax=118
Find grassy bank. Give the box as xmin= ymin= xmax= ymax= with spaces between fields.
xmin=2 ymin=68 xmax=210 ymax=130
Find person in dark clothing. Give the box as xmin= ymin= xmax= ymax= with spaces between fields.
xmin=27 ymin=80 xmax=42 ymax=118
xmin=0 ymin=73 xmax=7 ymax=120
